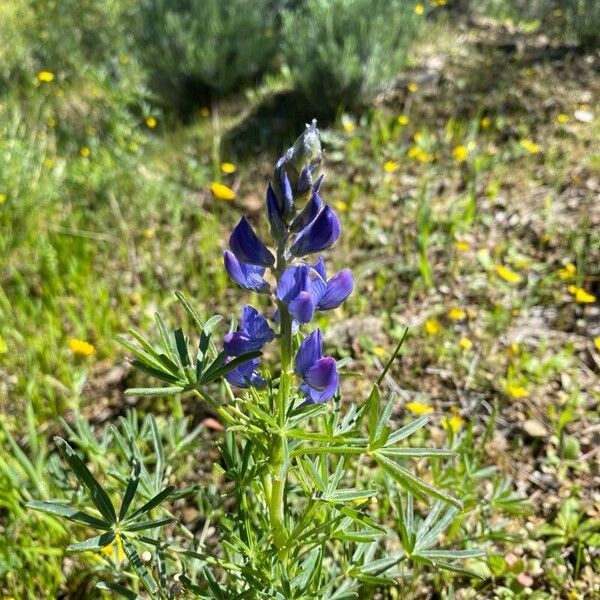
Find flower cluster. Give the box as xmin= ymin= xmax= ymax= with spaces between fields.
xmin=223 ymin=121 xmax=353 ymax=404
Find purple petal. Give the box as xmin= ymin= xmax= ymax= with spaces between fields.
xmin=288 ymin=290 xmax=315 ymax=323
xmin=317 ymin=269 xmax=353 ymax=310
xmin=297 ymin=165 xmax=315 ymax=197
xmin=295 ymin=329 xmax=323 ymax=378
xmin=229 ymin=217 xmax=275 ymax=268
xmin=312 ymin=174 xmax=324 ymax=194
xmin=311 ymin=257 xmax=327 ymax=280
xmin=276 ymin=265 xmax=310 ymax=304
xmin=303 ymin=367 xmax=339 ymax=403
xmin=240 ymin=305 xmax=274 ymax=346
xmin=223 ymin=251 xmax=270 ymax=293
xmin=223 ymin=331 xmax=259 ymax=356
xmin=266 ymin=183 xmax=286 ymax=240
xmin=224 ymin=358 xmax=266 ymax=388
xmin=289 ymin=206 xmax=341 ymax=258
xmin=281 ymin=171 xmax=294 ymax=216
xmin=290 ymin=192 xmax=323 ymax=233
xmin=304 ymin=356 xmax=337 ymax=390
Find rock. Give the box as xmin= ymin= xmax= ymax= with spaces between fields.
xmin=523 ymin=419 xmax=548 ymax=438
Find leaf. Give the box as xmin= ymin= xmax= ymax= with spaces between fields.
xmin=122 ymin=516 xmax=175 ymax=532
xmin=291 ymin=547 xmax=321 ymax=593
xmin=378 ymin=447 xmax=454 ymax=459
xmin=129 ymin=360 xmax=181 ymax=385
xmin=374 ymin=452 xmax=462 ymax=508
xmin=201 ymin=350 xmax=262 ymax=383
xmin=174 ymin=328 xmax=190 ymax=367
xmin=321 ymin=489 xmax=377 ymax=503
xmin=96 ymin=582 xmax=139 ymax=599
xmin=27 ymin=500 xmax=111 ymax=530
xmin=55 ymin=437 xmax=116 ymax=523
xmin=67 ymin=531 xmax=115 ymax=552
xmin=376 ymin=327 xmax=409 ymax=385
xmin=124 ymin=486 xmax=174 ymax=523
xmin=149 ymin=415 xmax=164 ymax=492
xmin=125 ymin=386 xmax=185 ymax=397
xmin=119 ymin=460 xmax=141 ymax=521
xmin=121 ymin=536 xmax=159 ymax=595
xmin=385 ymin=415 xmax=430 ymax=446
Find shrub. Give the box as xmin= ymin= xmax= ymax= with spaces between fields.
xmin=281 ymin=0 xmax=423 ymax=116
xmin=134 ymin=0 xmax=280 ymax=113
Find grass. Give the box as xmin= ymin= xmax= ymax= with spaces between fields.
xmin=1 ymin=5 xmax=599 ymax=599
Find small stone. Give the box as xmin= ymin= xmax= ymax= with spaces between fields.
xmin=574 ymin=110 xmax=593 ymax=123
xmin=523 ymin=419 xmax=548 ymax=438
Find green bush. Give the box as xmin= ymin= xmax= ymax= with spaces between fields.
xmin=134 ymin=0 xmax=279 ymax=113
xmin=559 ymin=0 xmax=600 ymax=48
xmin=281 ymin=0 xmax=423 ymax=116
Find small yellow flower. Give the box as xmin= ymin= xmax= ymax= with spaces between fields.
xmin=594 ymin=337 xmax=600 ymax=351
xmin=373 ymin=346 xmax=386 ymax=358
xmin=413 ymin=132 xmax=422 ymax=142
xmin=448 ymin=308 xmax=466 ymax=321
xmin=334 ymin=200 xmax=348 ymax=212
xmin=433 ymin=0 xmax=447 ymax=5
xmin=507 ymin=384 xmax=529 ymax=399
xmin=454 ymin=240 xmax=471 ymax=252
xmin=570 ymin=287 xmax=596 ymax=303
xmin=43 ymin=158 xmax=54 ymax=168
xmin=452 ymin=145 xmax=468 ymax=163
xmin=459 ymin=337 xmax=472 ymax=351
xmin=495 ymin=264 xmax=522 ymax=284
xmin=79 ymin=146 xmax=90 ymax=158
xmin=145 ymin=116 xmax=157 ymax=128
xmin=143 ymin=228 xmax=155 ymax=239
xmin=407 ymin=146 xmax=432 ymax=162
xmin=119 ymin=53 xmax=129 ymax=65
xmin=407 ymin=82 xmax=419 ymax=93
xmin=47 ymin=117 xmax=57 ymax=128
xmin=406 ymin=402 xmax=433 ymax=415
xmin=37 ymin=70 xmax=54 ymax=83
xmin=556 ymin=113 xmax=569 ymax=124
xmin=558 ymin=262 xmax=576 ymax=280
xmin=200 ymin=106 xmax=211 ymax=118
xmin=0 ymin=193 xmax=6 ymax=204
xmin=443 ymin=415 xmax=463 ymax=433
xmin=383 ymin=160 xmax=398 ymax=173
xmin=424 ymin=319 xmax=441 ymax=335
xmin=220 ymin=162 xmax=237 ymax=174
xmin=210 ymin=182 xmax=235 ymax=201
xmin=398 ymin=114 xmax=409 ymax=126
xmin=415 ymin=3 xmax=424 ymax=15
xmin=519 ymin=139 xmax=541 ymax=154
xmin=480 ymin=116 xmax=491 ymax=129
xmin=509 ymin=342 xmax=519 ymax=355
xmin=341 ymin=115 xmax=356 ymax=133
xmin=101 ymin=534 xmax=126 ymax=561
xmin=69 ymin=338 xmax=95 ymax=357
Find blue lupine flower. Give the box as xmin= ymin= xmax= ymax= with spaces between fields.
xmin=266 ymin=183 xmax=286 ymax=241
xmin=229 ymin=217 xmax=275 ymax=268
xmin=294 ymin=329 xmax=338 ymax=404
xmin=223 ymin=250 xmax=270 ymax=293
xmin=276 ymin=265 xmax=315 ymax=323
xmin=224 ymin=358 xmax=266 ymax=389
xmin=289 ymin=206 xmax=341 ymax=257
xmin=223 ymin=305 xmax=274 ymax=356
xmin=309 ymin=258 xmax=354 ymax=310
xmin=290 ymin=191 xmax=323 ymax=233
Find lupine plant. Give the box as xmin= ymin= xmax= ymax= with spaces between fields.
xmin=30 ymin=122 xmax=483 ymax=598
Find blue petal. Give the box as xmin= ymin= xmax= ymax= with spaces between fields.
xmin=312 ymin=174 xmax=324 ymax=194
xmin=290 ymin=192 xmax=323 ymax=233
xmin=304 ymin=356 xmax=337 ymax=391
xmin=281 ymin=171 xmax=294 ymax=217
xmin=223 ymin=331 xmax=258 ymax=356
xmin=240 ymin=305 xmax=274 ymax=347
xmin=288 ymin=290 xmax=315 ymax=323
xmin=289 ymin=206 xmax=341 ymax=258
xmin=229 ymin=217 xmax=275 ymax=267
xmin=312 ymin=257 xmax=327 ymax=280
xmin=276 ymin=265 xmax=310 ymax=304
xmin=316 ymin=269 xmax=353 ymax=310
xmin=224 ymin=358 xmax=266 ymax=388
xmin=303 ymin=367 xmax=339 ymax=404
xmin=266 ymin=183 xmax=286 ymax=240
xmin=295 ymin=329 xmax=323 ymax=378
xmin=223 ymin=251 xmax=270 ymax=293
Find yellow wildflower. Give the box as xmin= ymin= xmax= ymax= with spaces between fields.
xmin=220 ymin=162 xmax=237 ymax=174
xmin=373 ymin=346 xmax=386 ymax=358
xmin=143 ymin=228 xmax=155 ymax=239
xmin=407 ymin=146 xmax=432 ymax=162
xmin=413 ymin=132 xmax=422 ymax=142
xmin=406 ymin=402 xmax=433 ymax=415
xmin=557 ymin=113 xmax=569 ymax=124
xmin=341 ymin=115 xmax=356 ymax=133
xmin=481 ymin=116 xmax=491 ymax=128
xmin=415 ymin=3 xmax=424 ymax=15
xmin=454 ymin=240 xmax=471 ymax=252
xmin=37 ymin=70 xmax=54 ymax=83
xmin=443 ymin=415 xmax=463 ymax=433
xmin=507 ymin=384 xmax=529 ymax=399
xmin=569 ymin=287 xmax=596 ymax=303
xmin=459 ymin=337 xmax=473 ymax=351
xmin=47 ymin=117 xmax=57 ymax=128
xmin=398 ymin=115 xmax=410 ymax=126
xmin=495 ymin=264 xmax=522 ymax=284
xmin=69 ymin=338 xmax=95 ymax=357
xmin=101 ymin=534 xmax=126 ymax=561
xmin=199 ymin=106 xmax=210 ymax=118
xmin=594 ymin=337 xmax=600 ymax=351
xmin=407 ymin=82 xmax=419 ymax=93
xmin=452 ymin=145 xmax=468 ymax=163
xmin=558 ymin=262 xmax=576 ymax=279
xmin=509 ymin=342 xmax=519 ymax=355
xmin=519 ymin=139 xmax=541 ymax=154
xmin=335 ymin=200 xmax=348 ymax=212
xmin=145 ymin=116 xmax=157 ymax=128
xmin=448 ymin=308 xmax=466 ymax=321
xmin=0 ymin=193 xmax=6 ymax=204
xmin=433 ymin=0 xmax=447 ymax=5
xmin=383 ymin=160 xmax=398 ymax=173
xmin=43 ymin=158 xmax=54 ymax=168
xmin=210 ymin=182 xmax=235 ymax=201
xmin=424 ymin=319 xmax=441 ymax=335
xmin=80 ymin=146 xmax=90 ymax=158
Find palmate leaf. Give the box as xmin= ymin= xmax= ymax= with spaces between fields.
xmin=124 ymin=485 xmax=174 ymax=523
xmin=67 ymin=531 xmax=115 ymax=552
xmin=119 ymin=460 xmax=141 ymax=521
xmin=27 ymin=500 xmax=111 ymax=530
xmin=54 ymin=437 xmax=116 ymax=523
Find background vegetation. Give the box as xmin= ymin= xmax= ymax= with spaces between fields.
xmin=1 ymin=0 xmax=598 ymax=597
